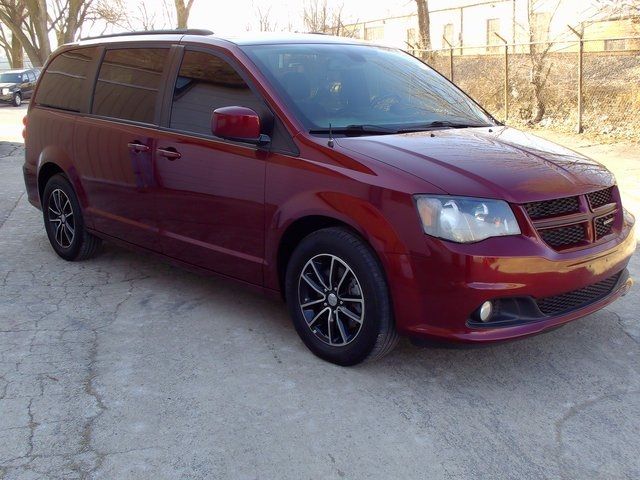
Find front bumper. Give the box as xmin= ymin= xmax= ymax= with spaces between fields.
xmin=0 ymin=92 xmax=16 ymax=103
xmin=385 ymin=216 xmax=636 ymax=343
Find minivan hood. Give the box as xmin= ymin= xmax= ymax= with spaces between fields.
xmin=0 ymin=82 xmax=18 ymax=89
xmin=336 ymin=126 xmax=614 ymax=204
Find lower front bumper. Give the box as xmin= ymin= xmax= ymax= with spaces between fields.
xmin=385 ymin=219 xmax=636 ymax=343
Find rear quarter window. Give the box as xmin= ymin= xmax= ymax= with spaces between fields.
xmin=35 ymin=47 xmax=98 ymax=112
xmin=92 ymin=48 xmax=169 ymax=124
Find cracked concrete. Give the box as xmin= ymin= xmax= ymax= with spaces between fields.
xmin=1 ymin=139 xmax=639 ymax=479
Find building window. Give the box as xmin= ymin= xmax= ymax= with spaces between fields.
xmin=365 ymin=26 xmax=384 ymax=41
xmin=604 ymin=38 xmax=627 ymax=51
xmin=486 ymin=18 xmax=501 ymax=53
xmin=442 ymin=23 xmax=454 ymax=48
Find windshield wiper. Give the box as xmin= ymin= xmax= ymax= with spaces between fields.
xmin=397 ymin=121 xmax=493 ymax=132
xmin=309 ymin=124 xmax=399 ymax=136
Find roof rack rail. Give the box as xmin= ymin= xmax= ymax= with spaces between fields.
xmin=80 ymin=29 xmax=213 ymax=41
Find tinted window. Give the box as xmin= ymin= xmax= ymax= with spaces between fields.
xmin=93 ymin=48 xmax=168 ymax=124
xmin=27 ymin=71 xmax=36 ymax=82
xmin=35 ymin=48 xmax=97 ymax=111
xmin=170 ymin=51 xmax=263 ymax=136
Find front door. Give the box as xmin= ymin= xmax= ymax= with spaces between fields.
xmin=153 ymin=49 xmax=268 ymax=285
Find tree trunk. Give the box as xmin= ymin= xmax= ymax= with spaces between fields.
xmin=24 ymin=0 xmax=51 ymax=65
xmin=11 ymin=33 xmax=23 ymax=68
xmin=415 ymin=0 xmax=431 ymax=51
xmin=174 ymin=0 xmax=194 ymax=29
xmin=62 ymin=0 xmax=82 ymax=44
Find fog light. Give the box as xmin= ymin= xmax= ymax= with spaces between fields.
xmin=479 ymin=301 xmax=493 ymax=322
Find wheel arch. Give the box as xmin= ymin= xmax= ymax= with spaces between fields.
xmin=276 ymin=215 xmax=358 ymax=298
xmin=36 ymin=145 xmax=89 ymax=210
xmin=37 ymin=162 xmax=65 ymax=201
xmin=269 ymin=193 xmax=411 ymax=297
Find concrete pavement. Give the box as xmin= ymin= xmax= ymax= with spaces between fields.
xmin=0 ymin=134 xmax=639 ymax=478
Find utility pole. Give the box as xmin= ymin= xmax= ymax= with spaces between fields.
xmin=568 ymin=24 xmax=584 ymax=133
xmin=495 ymin=32 xmax=509 ymax=121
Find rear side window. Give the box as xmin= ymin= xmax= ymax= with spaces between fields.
xmin=35 ymin=48 xmax=97 ymax=111
xmin=170 ymin=50 xmax=263 ymax=136
xmin=93 ymin=48 xmax=169 ymax=124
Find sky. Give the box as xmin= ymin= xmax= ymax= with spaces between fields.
xmin=108 ymin=0 xmax=416 ymax=35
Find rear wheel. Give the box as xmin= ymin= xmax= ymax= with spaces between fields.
xmin=42 ymin=174 xmax=101 ymax=261
xmin=285 ymin=227 xmax=398 ymax=366
xmin=12 ymin=92 xmax=21 ymax=107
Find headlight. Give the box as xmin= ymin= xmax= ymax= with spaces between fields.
xmin=1 ymin=88 xmax=9 ymax=95
xmin=414 ymin=195 xmax=521 ymax=243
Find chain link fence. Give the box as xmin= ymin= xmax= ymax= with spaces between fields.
xmin=413 ymin=37 xmax=640 ymax=140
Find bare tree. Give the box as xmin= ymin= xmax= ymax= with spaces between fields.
xmin=414 ymin=0 xmax=431 ymax=50
xmin=329 ymin=3 xmax=357 ymax=37
xmin=173 ymin=0 xmax=194 ymax=29
xmin=0 ymin=1 xmax=25 ymax=68
xmin=92 ymin=0 xmax=174 ymax=32
xmin=0 ymin=0 xmax=51 ymax=66
xmin=303 ymin=0 xmax=329 ymax=33
xmin=254 ymin=3 xmax=276 ymax=32
xmin=302 ymin=0 xmax=356 ymax=36
xmin=520 ymin=0 xmax=635 ymax=124
xmin=49 ymin=0 xmax=97 ymax=44
xmin=523 ymin=0 xmax=562 ymax=124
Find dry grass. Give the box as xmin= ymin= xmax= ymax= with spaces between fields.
xmin=426 ymin=50 xmax=640 ymax=141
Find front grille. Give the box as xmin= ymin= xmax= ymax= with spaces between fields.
xmin=524 ymin=196 xmax=580 ymax=220
xmin=522 ymin=187 xmax=619 ymax=251
xmin=587 ymin=187 xmax=614 ymax=209
xmin=595 ymin=212 xmax=616 ymax=239
xmin=536 ymin=272 xmax=622 ymax=316
xmin=540 ymin=224 xmax=587 ymax=248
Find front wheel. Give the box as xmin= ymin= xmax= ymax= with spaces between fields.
xmin=12 ymin=92 xmax=21 ymax=107
xmin=285 ymin=227 xmax=398 ymax=366
xmin=42 ymin=174 xmax=101 ymax=261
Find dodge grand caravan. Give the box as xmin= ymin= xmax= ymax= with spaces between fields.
xmin=23 ymin=30 xmax=635 ymax=365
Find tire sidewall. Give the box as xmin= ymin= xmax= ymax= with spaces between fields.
xmin=42 ymin=174 xmax=85 ymax=260
xmin=13 ymin=93 xmax=21 ymax=107
xmin=285 ymin=230 xmax=390 ymax=366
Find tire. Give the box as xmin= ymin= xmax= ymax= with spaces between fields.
xmin=12 ymin=92 xmax=21 ymax=107
xmin=285 ymin=227 xmax=399 ymax=366
xmin=42 ymin=174 xmax=101 ymax=261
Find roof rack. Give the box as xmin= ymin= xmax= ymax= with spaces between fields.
xmin=80 ymin=29 xmax=213 ymax=41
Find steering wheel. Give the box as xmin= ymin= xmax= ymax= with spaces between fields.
xmin=370 ymin=94 xmax=401 ymax=111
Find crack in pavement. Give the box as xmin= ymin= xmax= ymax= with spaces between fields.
xmin=0 ymin=192 xmax=25 ymax=230
xmin=554 ymin=389 xmax=640 ymax=480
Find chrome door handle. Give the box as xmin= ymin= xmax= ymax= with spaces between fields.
xmin=127 ymin=142 xmax=150 ymax=153
xmin=157 ymin=147 xmax=182 ymax=160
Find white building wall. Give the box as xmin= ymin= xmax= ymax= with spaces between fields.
xmin=348 ymin=0 xmax=614 ymax=52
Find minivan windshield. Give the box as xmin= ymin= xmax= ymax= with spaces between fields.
xmin=0 ymin=72 xmax=23 ymax=83
xmin=243 ymin=43 xmax=495 ymax=135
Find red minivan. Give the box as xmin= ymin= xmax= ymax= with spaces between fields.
xmin=23 ymin=30 xmax=635 ymax=365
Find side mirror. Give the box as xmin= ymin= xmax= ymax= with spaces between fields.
xmin=211 ymin=106 xmax=270 ymax=146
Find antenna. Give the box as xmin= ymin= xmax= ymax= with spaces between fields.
xmin=328 ymin=123 xmax=335 ymax=148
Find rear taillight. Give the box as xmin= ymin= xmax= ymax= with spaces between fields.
xmin=22 ymin=115 xmax=27 ymax=140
